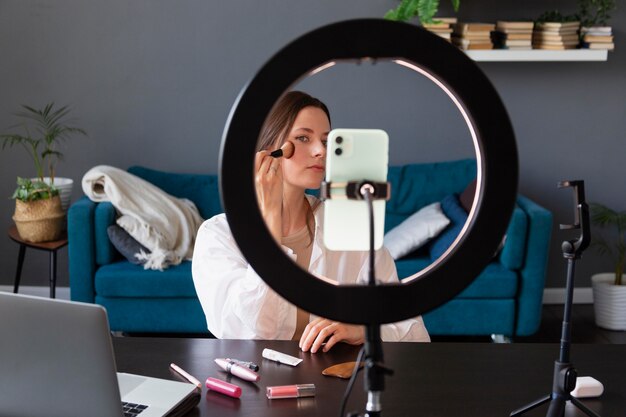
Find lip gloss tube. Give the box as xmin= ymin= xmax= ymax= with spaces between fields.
xmin=266 ymin=384 xmax=315 ymax=399
xmin=206 ymin=377 xmax=242 ymax=398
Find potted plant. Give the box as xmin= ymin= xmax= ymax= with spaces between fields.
xmin=590 ymin=202 xmax=626 ymax=330
xmin=1 ymin=102 xmax=87 ymax=211
xmin=385 ymin=0 xmax=460 ymax=24
xmin=577 ymin=0 xmax=616 ymax=27
xmin=11 ymin=177 xmax=65 ymax=242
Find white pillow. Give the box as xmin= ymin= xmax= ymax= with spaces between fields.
xmin=384 ymin=202 xmax=451 ymax=260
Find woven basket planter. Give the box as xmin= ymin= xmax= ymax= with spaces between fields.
xmin=12 ymin=196 xmax=66 ymax=243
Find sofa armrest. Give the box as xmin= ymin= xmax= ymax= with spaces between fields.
xmin=68 ymin=196 xmax=97 ymax=303
xmin=94 ymin=202 xmax=118 ymax=265
xmin=514 ymin=195 xmax=553 ymax=336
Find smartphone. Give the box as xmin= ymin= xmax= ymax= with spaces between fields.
xmin=323 ymin=128 xmax=389 ymax=251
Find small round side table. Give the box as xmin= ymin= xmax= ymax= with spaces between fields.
xmin=8 ymin=225 xmax=68 ymax=298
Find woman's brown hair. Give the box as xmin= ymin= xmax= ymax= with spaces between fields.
xmin=257 ymin=91 xmax=330 ymax=151
xmin=257 ymin=91 xmax=330 ymax=245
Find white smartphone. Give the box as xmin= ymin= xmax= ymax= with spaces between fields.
xmin=323 ymin=128 xmax=389 ymax=251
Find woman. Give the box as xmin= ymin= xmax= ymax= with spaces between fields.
xmin=192 ymin=91 xmax=429 ymax=353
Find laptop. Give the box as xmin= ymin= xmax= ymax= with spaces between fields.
xmin=0 ymin=292 xmax=200 ymax=417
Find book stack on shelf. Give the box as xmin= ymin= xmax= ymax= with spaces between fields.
xmin=422 ymin=17 xmax=457 ymax=42
xmin=452 ymin=22 xmax=495 ymax=50
xmin=491 ymin=21 xmax=534 ymax=50
xmin=581 ymin=26 xmax=614 ymax=51
xmin=533 ymin=21 xmax=581 ymax=50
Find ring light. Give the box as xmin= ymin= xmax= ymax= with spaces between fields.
xmin=220 ymin=19 xmax=518 ymax=325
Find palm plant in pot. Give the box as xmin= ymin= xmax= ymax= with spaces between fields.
xmin=11 ymin=177 xmax=65 ymax=242
xmin=590 ymin=203 xmax=626 ymax=330
xmin=1 ymin=103 xmax=87 ymax=242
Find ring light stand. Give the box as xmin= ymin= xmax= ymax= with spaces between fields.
xmin=219 ymin=19 xmax=518 ymax=416
xmin=322 ymin=180 xmax=393 ymax=417
xmin=511 ymin=180 xmax=600 ymax=417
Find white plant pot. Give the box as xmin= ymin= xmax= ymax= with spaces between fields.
xmin=36 ymin=177 xmax=74 ymax=212
xmin=591 ymin=273 xmax=626 ymax=331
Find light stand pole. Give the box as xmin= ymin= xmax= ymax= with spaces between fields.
xmin=511 ymin=180 xmax=600 ymax=417
xmin=323 ymin=181 xmax=394 ymax=417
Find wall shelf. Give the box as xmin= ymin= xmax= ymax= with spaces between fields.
xmin=465 ymin=49 xmax=608 ymax=62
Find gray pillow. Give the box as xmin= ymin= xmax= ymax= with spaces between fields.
xmin=107 ymin=225 xmax=150 ymax=265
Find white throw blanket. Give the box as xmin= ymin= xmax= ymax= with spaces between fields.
xmin=82 ymin=165 xmax=204 ymax=271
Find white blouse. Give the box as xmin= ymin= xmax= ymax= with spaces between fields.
xmin=191 ymin=197 xmax=430 ymax=343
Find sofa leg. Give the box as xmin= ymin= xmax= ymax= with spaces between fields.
xmin=491 ymin=334 xmax=512 ymax=343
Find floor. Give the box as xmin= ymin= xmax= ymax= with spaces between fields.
xmin=431 ymin=304 xmax=626 ymax=344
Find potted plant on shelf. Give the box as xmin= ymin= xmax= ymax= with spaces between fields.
xmin=590 ymin=202 xmax=626 ymax=330
xmin=11 ymin=177 xmax=65 ymax=243
xmin=384 ymin=0 xmax=460 ymax=24
xmin=577 ymin=0 xmax=616 ymax=28
xmin=1 ymin=102 xmax=87 ymax=212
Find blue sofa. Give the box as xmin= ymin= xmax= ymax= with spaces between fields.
xmin=68 ymin=160 xmax=552 ymax=337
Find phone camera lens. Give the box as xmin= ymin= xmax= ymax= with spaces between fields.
xmin=336 ymin=136 xmax=343 ymax=144
xmin=335 ymin=148 xmax=342 ymax=156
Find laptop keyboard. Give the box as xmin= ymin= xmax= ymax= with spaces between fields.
xmin=122 ymin=401 xmax=149 ymax=416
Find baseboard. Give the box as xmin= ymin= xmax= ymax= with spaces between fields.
xmin=0 ymin=285 xmax=70 ymax=300
xmin=0 ymin=285 xmax=593 ymax=305
xmin=542 ymin=287 xmax=593 ymax=304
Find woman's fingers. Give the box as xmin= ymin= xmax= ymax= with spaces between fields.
xmin=300 ymin=318 xmax=366 ymax=353
xmin=299 ymin=318 xmax=331 ymax=352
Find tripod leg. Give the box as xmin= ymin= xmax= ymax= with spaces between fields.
xmin=570 ymin=397 xmax=601 ymax=417
xmin=510 ymin=394 xmax=551 ymax=416
xmin=546 ymin=397 xmax=566 ymax=417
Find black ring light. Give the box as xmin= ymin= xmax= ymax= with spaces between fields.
xmin=220 ymin=19 xmax=518 ymax=325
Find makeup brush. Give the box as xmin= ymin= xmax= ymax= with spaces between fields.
xmin=270 ymin=141 xmax=294 ymax=159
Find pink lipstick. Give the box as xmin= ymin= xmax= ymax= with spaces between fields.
xmin=205 ymin=377 xmax=242 ymax=398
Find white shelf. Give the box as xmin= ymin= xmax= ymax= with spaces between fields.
xmin=465 ymin=49 xmax=608 ymax=62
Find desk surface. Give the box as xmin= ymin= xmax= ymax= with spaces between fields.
xmin=112 ymin=338 xmax=625 ymax=417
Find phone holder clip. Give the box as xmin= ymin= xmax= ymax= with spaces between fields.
xmin=320 ymin=180 xmax=391 ymax=201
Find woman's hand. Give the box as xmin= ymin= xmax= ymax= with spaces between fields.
xmin=299 ymin=317 xmax=365 ymax=353
xmin=254 ymin=150 xmax=283 ymax=241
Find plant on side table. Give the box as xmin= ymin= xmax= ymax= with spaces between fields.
xmin=589 ymin=202 xmax=626 ymax=330
xmin=11 ymin=177 xmax=65 ymax=242
xmin=1 ymin=103 xmax=87 ymax=242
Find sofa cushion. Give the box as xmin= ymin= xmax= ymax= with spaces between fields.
xmin=428 ymin=194 xmax=468 ymax=261
xmin=107 ymin=225 xmax=149 ymax=265
xmin=95 ymin=261 xmax=197 ymax=297
xmin=128 ymin=166 xmax=222 ymax=220
xmin=385 ymin=159 xmax=477 ymax=232
xmin=396 ymin=256 xmax=434 ymax=280
xmin=384 ymin=202 xmax=450 ymax=260
xmin=457 ymin=262 xmax=518 ymax=298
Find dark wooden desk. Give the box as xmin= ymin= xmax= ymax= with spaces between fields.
xmin=112 ymin=338 xmax=626 ymax=417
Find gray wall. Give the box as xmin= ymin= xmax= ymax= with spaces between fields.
xmin=0 ymin=1 xmax=624 ymax=292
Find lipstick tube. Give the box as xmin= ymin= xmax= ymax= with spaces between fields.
xmin=215 ymin=358 xmax=261 ymax=382
xmin=205 ymin=377 xmax=242 ymax=398
xmin=266 ymin=384 xmax=316 ymax=399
